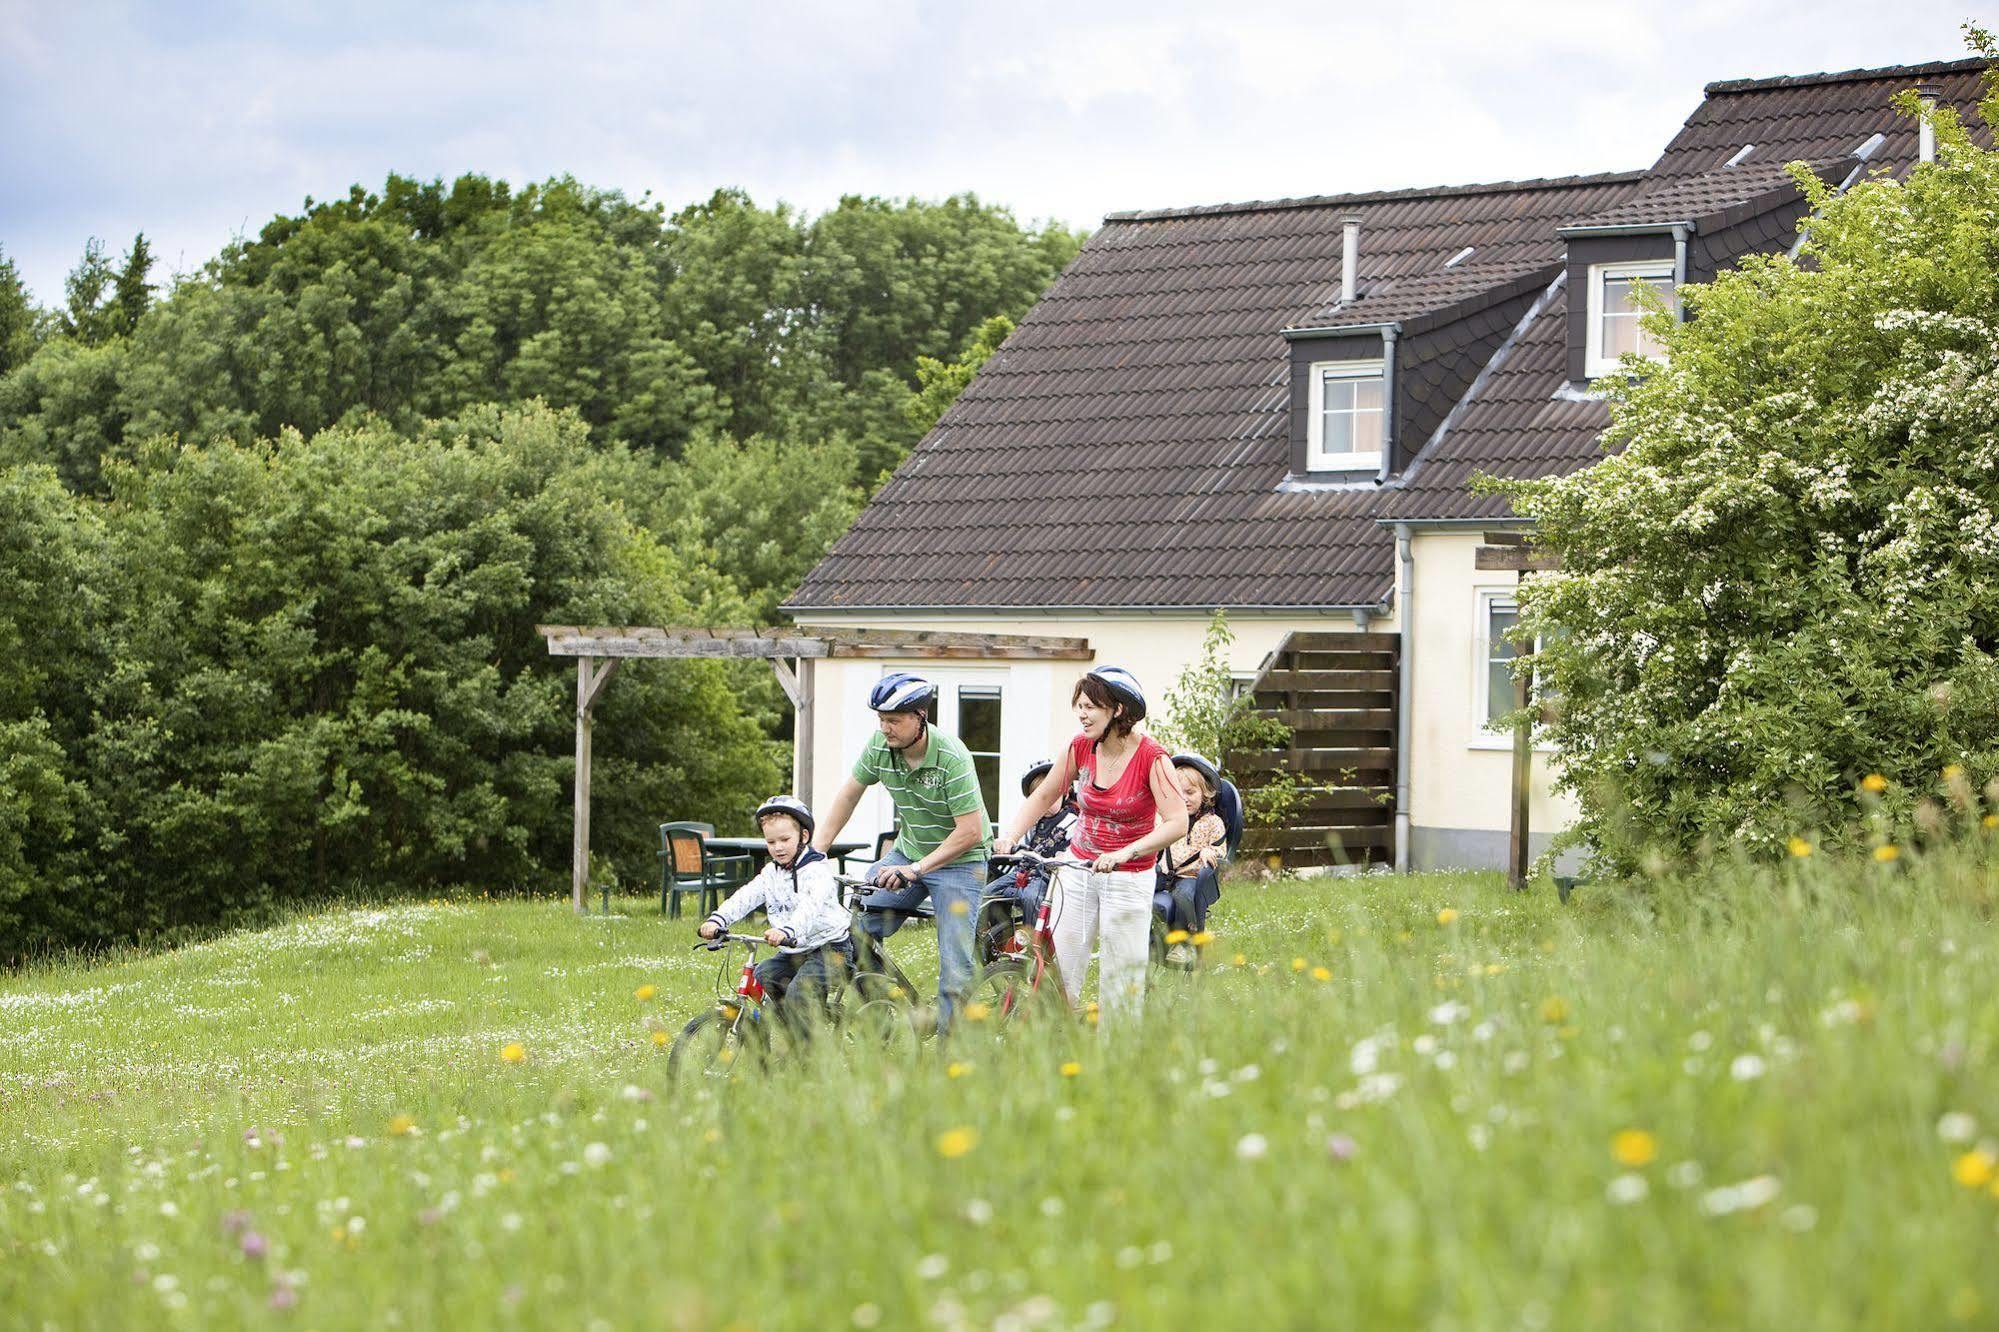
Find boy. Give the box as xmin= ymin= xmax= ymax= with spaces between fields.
xmin=699 ymin=796 xmax=854 ymax=1023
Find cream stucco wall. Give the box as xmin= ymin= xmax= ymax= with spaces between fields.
xmin=787 ymin=610 xmax=1393 ymax=849
xmin=1404 ymin=530 xmax=1576 ymax=864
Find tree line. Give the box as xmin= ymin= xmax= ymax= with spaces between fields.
xmin=0 ymin=175 xmax=1084 ymax=955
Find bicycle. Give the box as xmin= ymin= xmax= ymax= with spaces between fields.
xmin=665 ymin=931 xmax=913 ymax=1084
xmin=965 ymin=848 xmax=1092 ymax=1029
xmin=833 ymin=871 xmax=935 ymax=1041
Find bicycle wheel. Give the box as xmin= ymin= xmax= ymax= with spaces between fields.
xmin=975 ymin=896 xmax=1025 ymax=969
xmin=967 ymin=959 xmax=1065 ymax=1031
xmin=840 ymin=975 xmax=920 ymax=1059
xmin=666 ymin=1007 xmax=763 ymax=1084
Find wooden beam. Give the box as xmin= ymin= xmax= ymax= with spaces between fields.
xmin=824 ymin=643 xmax=1092 ymax=661
xmin=545 ymin=633 xmax=835 ymax=660
xmin=1508 ymin=663 xmax=1533 ymax=892
xmin=794 ymin=657 xmax=815 ymax=810
xmin=768 ymin=657 xmax=802 ymax=708
xmin=1475 ymin=546 xmax=1563 ymax=572
xmin=537 ymin=624 xmax=1093 ymax=662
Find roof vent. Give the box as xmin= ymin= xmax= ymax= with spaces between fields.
xmin=1724 ymin=143 xmax=1755 ymax=168
xmin=1443 ymin=246 xmax=1475 ymax=269
xmin=1854 ymin=132 xmax=1886 ymax=161
xmin=1341 ymin=217 xmax=1361 ymax=305
xmin=1917 ymin=83 xmax=1941 ymax=163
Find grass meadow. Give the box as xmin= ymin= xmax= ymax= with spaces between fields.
xmin=4 ymin=852 xmax=1999 ymax=1330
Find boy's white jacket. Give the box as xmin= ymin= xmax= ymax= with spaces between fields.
xmin=704 ymin=848 xmax=849 ymax=953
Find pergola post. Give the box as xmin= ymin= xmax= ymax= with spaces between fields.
xmin=1508 ymin=661 xmax=1532 ymax=892
xmin=572 ymin=655 xmax=620 ymax=915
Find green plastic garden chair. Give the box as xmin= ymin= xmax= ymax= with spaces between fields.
xmin=659 ymin=822 xmax=753 ymax=919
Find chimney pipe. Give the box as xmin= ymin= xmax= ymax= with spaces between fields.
xmin=1341 ymin=216 xmax=1360 ymax=305
xmin=1916 ymin=83 xmax=1941 ymax=163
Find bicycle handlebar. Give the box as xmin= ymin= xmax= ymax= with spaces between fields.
xmin=692 ymin=933 xmax=769 ymax=951
xmin=990 ymin=849 xmax=1093 ymax=871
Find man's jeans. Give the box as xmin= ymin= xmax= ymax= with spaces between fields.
xmin=858 ymin=849 xmax=984 ymax=1033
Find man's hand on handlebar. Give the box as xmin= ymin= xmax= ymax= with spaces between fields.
xmin=873 ymin=863 xmax=918 ymax=891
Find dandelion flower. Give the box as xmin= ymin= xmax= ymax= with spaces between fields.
xmin=1540 ymin=996 xmax=1571 ymax=1024
xmin=1611 ymin=1129 xmax=1658 ymax=1168
xmin=1190 ymin=931 xmax=1214 ymax=947
xmin=1861 ymin=773 xmax=1889 ymax=793
xmin=634 ymin=984 xmax=658 ymax=1002
xmin=962 ymin=1002 xmax=991 ymax=1023
xmin=1787 ymin=837 xmax=1813 ymax=858
xmin=499 ymin=1043 xmax=526 ymax=1064
xmin=1231 ymin=953 xmax=1248 ymax=966
xmin=1291 ymin=957 xmax=1308 ymax=973
xmin=651 ymin=1030 xmax=669 ymax=1048
xmin=935 ymin=1127 xmax=978 ymax=1159
xmin=1873 ymin=844 xmax=1901 ymax=863
xmin=1984 ymin=814 xmax=1998 ymax=830
xmin=1436 ymin=908 xmax=1460 ymax=926
xmin=1060 ymin=1061 xmax=1082 ymax=1078
xmin=1952 ymin=1149 xmax=1996 ymax=1190
xmin=387 ymin=1115 xmax=417 ymax=1137
xmin=1164 ymin=929 xmax=1190 ymax=945
xmin=946 ymin=1061 xmax=972 ymax=1079
xmin=1943 ymin=763 xmax=1964 ymax=780
xmin=1311 ymin=966 xmax=1332 ymax=982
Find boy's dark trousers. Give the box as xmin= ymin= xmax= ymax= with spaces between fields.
xmin=753 ymin=937 xmax=856 ymax=1033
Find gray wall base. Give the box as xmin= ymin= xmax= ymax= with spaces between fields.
xmin=1410 ymin=825 xmax=1588 ymax=875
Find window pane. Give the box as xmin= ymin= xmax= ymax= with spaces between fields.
xmin=973 ymin=754 xmax=1001 ymax=823
xmin=1602 ymin=312 xmax=1642 ymax=359
xmin=1489 ymin=606 xmax=1519 ymax=661
xmin=1321 ymin=376 xmax=1356 ymax=410
xmin=1352 ymin=406 xmax=1383 ymax=452
xmin=1488 ymin=660 xmax=1517 ymax=725
xmin=957 ymin=688 xmax=1002 ymax=754
xmin=1352 ymin=377 xmax=1383 ymax=411
xmin=1321 ymin=406 xmax=1352 ymax=455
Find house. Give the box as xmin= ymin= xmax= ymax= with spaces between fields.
xmin=782 ymin=56 xmax=1992 ymax=871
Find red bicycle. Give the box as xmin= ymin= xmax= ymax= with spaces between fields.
xmin=967 ymin=849 xmax=1091 ymax=1028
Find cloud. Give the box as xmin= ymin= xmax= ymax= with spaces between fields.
xmin=0 ymin=0 xmax=1975 ymax=304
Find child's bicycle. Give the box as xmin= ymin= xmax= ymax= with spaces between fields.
xmin=966 ymin=848 xmax=1091 ymax=1029
xmin=665 ymin=932 xmax=913 ymax=1084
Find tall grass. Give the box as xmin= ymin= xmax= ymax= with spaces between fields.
xmin=2 ymin=847 xmax=1997 ymax=1329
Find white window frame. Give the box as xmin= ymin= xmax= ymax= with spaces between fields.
xmin=1469 ymin=588 xmax=1552 ymax=752
xmin=1305 ymin=359 xmax=1385 ymax=473
xmin=1584 ymin=259 xmax=1677 ymax=379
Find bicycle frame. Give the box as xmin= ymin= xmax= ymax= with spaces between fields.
xmin=988 ymin=850 xmax=1091 ymax=1018
xmin=833 ymin=872 xmax=924 ymax=1003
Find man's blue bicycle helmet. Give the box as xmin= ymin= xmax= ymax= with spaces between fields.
xmin=1084 ymin=665 xmax=1147 ymax=723
xmin=754 ymin=795 xmax=815 ymax=837
xmin=868 ymin=672 xmax=938 ymax=717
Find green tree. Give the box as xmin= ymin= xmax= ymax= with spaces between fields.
xmin=1154 ymin=612 xmax=1298 ymax=827
xmin=1493 ymin=57 xmax=1999 ymax=872
xmin=58 ymin=237 xmax=119 ymax=345
xmin=0 ymin=248 xmax=38 ymax=377
xmin=110 ymin=233 xmax=155 ymax=336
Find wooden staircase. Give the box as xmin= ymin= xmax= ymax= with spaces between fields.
xmin=1225 ymin=631 xmax=1398 ymax=869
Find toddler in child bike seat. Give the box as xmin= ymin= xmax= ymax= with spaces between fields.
xmin=698 ymin=797 xmax=855 ymax=1016
xmin=1158 ymin=756 xmax=1227 ymax=964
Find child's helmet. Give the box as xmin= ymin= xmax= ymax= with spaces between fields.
xmin=1170 ymin=754 xmax=1221 ymax=791
xmin=754 ymin=795 xmax=815 ymax=837
xmin=1019 ymin=759 xmax=1054 ymax=797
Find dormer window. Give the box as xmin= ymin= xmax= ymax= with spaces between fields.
xmin=1307 ymin=359 xmax=1385 ymax=472
xmin=1585 ymin=260 xmax=1677 ymax=377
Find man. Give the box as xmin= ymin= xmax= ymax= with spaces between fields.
xmin=812 ymin=672 xmax=991 ymax=1033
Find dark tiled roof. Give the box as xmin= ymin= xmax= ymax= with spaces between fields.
xmin=789 ymin=56 xmax=1995 ymax=611
xmin=786 ymin=173 xmax=1644 ymax=611
xmin=1655 ymin=58 xmax=1991 ymax=180
xmin=1560 ymin=158 xmax=1845 ymax=232
xmin=1385 ymin=57 xmax=1993 ymax=523
xmin=1295 ymin=256 xmax=1557 ymax=332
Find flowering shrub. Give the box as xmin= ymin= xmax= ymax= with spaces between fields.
xmin=1493 ymin=49 xmax=1999 ymax=872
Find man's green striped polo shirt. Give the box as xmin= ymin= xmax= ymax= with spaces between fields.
xmin=852 ymin=730 xmax=993 ymax=865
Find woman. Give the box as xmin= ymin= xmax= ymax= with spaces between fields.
xmin=995 ymin=666 xmax=1186 ymax=1025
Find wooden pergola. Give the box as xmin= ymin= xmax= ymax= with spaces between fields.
xmin=538 ymin=625 xmax=1093 ymax=913
xmin=1472 ymin=533 xmax=1562 ymax=891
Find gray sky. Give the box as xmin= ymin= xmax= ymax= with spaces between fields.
xmin=0 ymin=0 xmax=1982 ymax=305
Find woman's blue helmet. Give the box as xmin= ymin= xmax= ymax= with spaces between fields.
xmin=1084 ymin=665 xmax=1147 ymax=723
xmin=868 ymin=672 xmax=938 ymax=717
